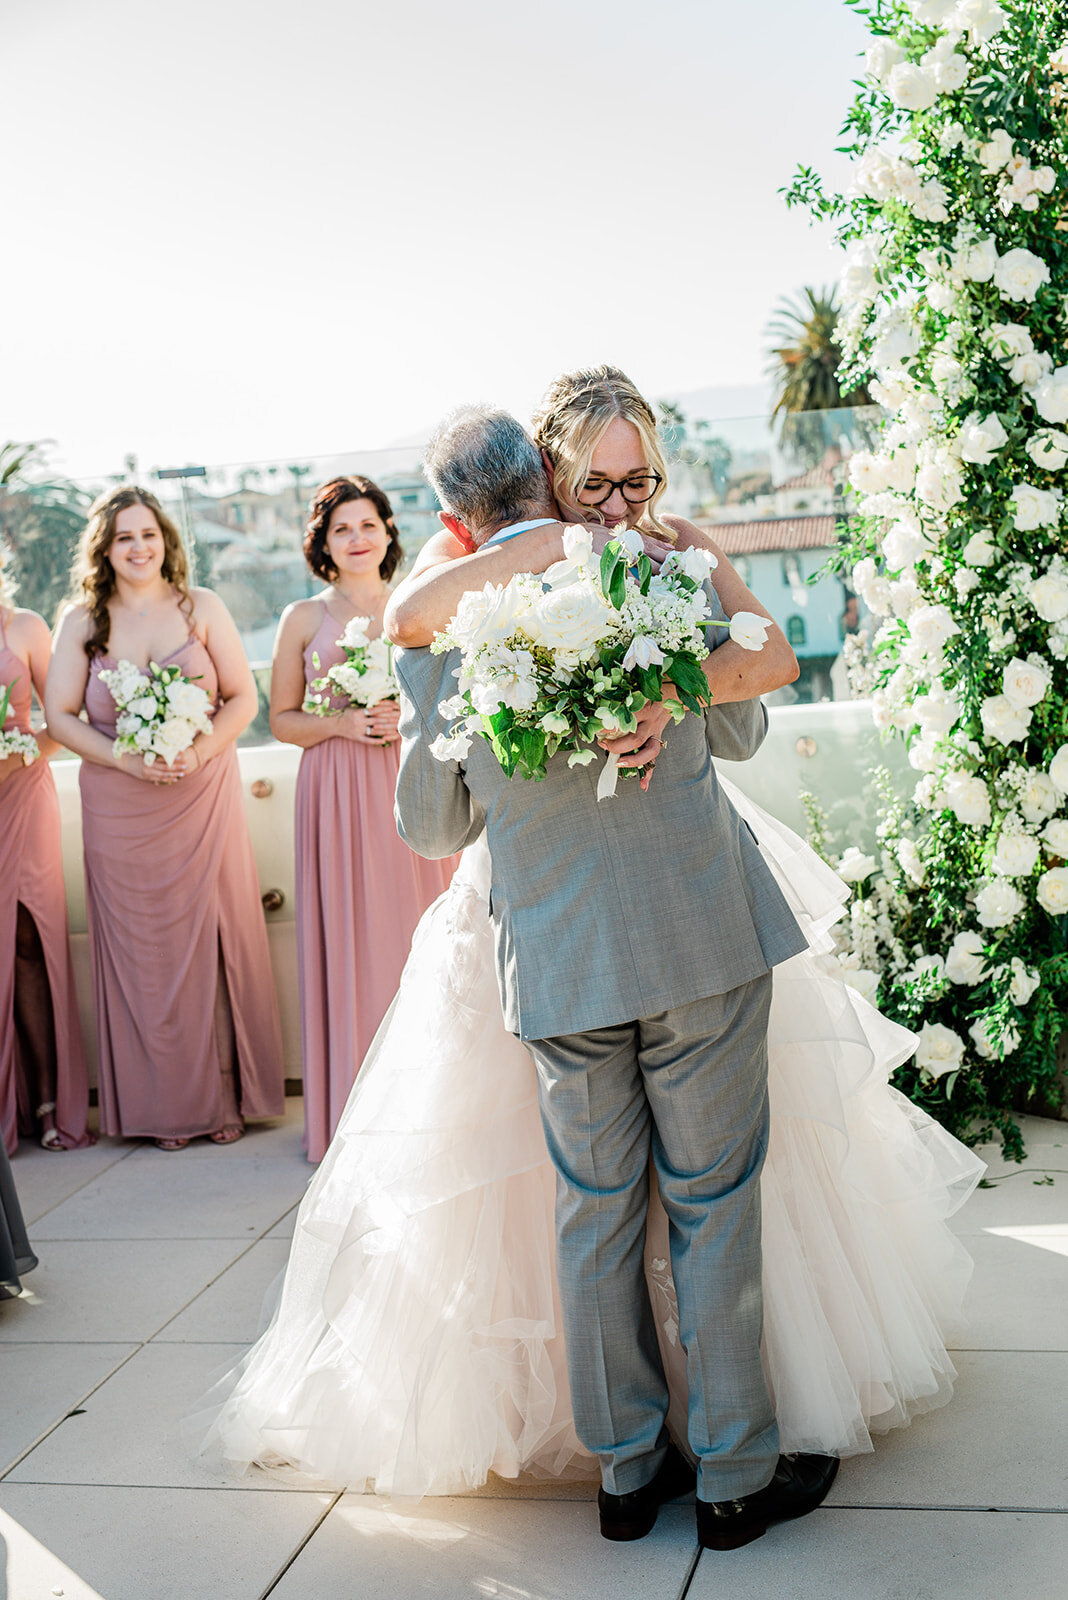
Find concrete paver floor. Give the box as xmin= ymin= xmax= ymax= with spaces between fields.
xmin=3 ymin=1099 xmax=1065 ymax=1600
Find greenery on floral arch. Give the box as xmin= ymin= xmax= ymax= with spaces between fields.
xmin=783 ymin=0 xmax=1068 ymax=1157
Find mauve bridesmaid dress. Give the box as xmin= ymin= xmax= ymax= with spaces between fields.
xmin=81 ymin=634 xmax=285 ymax=1140
xmin=296 ymin=603 xmax=458 ymax=1162
xmin=0 ymin=615 xmax=91 ymax=1155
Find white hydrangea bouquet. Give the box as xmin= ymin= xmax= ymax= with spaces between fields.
xmin=304 ymin=616 xmax=398 ymax=715
xmin=428 ymin=526 xmax=770 ymax=797
xmin=0 ymin=681 xmax=39 ymax=765
xmin=100 ymin=658 xmax=214 ymax=767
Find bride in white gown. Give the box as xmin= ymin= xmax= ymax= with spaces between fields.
xmin=192 ymin=368 xmax=985 ymax=1496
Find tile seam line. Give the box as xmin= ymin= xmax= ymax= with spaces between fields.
xmin=257 ymin=1489 xmax=344 ymax=1598
xmin=17 ymin=1145 xmax=141 ymax=1223
xmin=0 ymin=1341 xmax=147 ymax=1483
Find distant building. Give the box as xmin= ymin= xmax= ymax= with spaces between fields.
xmin=379 ymin=471 xmax=441 ymax=569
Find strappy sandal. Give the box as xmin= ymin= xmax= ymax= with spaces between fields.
xmin=154 ymin=1136 xmax=191 ymax=1151
xmin=37 ymin=1102 xmax=64 ymax=1152
xmin=208 ymin=1124 xmax=245 ymax=1145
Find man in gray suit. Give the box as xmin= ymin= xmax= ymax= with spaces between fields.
xmin=392 ymin=405 xmax=838 ymax=1551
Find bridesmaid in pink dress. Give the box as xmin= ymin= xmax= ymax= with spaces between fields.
xmin=270 ymin=476 xmax=458 ymax=1163
xmin=0 ymin=566 xmax=91 ymax=1154
xmin=47 ymin=487 xmax=285 ymax=1150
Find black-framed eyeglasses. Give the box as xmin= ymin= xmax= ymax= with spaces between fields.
xmin=576 ymin=472 xmax=664 ymax=508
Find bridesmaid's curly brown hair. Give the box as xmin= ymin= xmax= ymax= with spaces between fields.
xmin=303 ymin=476 xmax=403 ymax=584
xmin=73 ymin=486 xmax=194 ymax=659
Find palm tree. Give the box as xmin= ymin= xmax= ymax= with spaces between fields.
xmin=766 ymin=286 xmax=871 ymax=416
xmin=0 ymin=441 xmax=91 ymax=622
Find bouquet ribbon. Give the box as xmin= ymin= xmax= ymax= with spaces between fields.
xmin=596 ymin=750 xmax=621 ymax=801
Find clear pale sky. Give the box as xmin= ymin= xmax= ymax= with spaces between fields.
xmin=2 ymin=0 xmax=866 ymax=479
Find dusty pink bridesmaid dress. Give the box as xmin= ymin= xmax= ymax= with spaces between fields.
xmin=0 ymin=618 xmax=91 ymax=1154
xmin=296 ymin=603 xmax=458 ymax=1162
xmin=81 ymin=634 xmax=285 ymax=1140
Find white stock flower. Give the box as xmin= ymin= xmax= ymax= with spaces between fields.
xmin=991 ymin=831 xmax=1041 ymax=877
xmin=958 ymin=411 xmax=1009 ymax=465
xmin=429 ymin=727 xmax=473 ymax=763
xmin=1027 ymin=570 xmax=1068 ymax=622
xmin=340 ymin=616 xmax=372 ymax=650
xmin=838 ymin=846 xmax=876 ymax=884
xmin=940 ymin=770 xmax=992 ymax=826
xmin=994 ymin=248 xmax=1051 ymax=304
xmin=915 ymin=1022 xmax=965 ymax=1079
xmin=974 ymin=879 xmax=1026 ymax=927
xmin=969 ymin=1016 xmax=1020 ymax=1060
xmin=1033 ymin=367 xmax=1068 ymax=425
xmin=1011 ymin=483 xmax=1062 ymax=531
xmin=1028 ymin=430 xmax=1068 ymax=470
xmin=953 ymin=0 xmax=1008 ymax=47
xmin=945 ymin=931 xmax=988 ymax=985
xmin=1003 ymin=656 xmax=1051 ymax=709
xmin=1037 ymin=866 xmax=1068 ymax=915
xmin=1009 ymin=958 xmax=1041 ymax=1005
xmin=962 ymin=531 xmax=998 ymax=567
xmin=980 ymin=694 xmax=1032 ymax=744
xmin=897 ymin=837 xmax=925 ymax=885
xmin=888 ymin=62 xmax=938 ymax=110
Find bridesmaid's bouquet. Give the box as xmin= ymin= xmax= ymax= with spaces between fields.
xmin=0 ymin=681 xmax=39 ymax=765
xmin=429 ymin=527 xmax=770 ymax=796
xmin=100 ymin=658 xmax=214 ymax=768
xmin=304 ymin=617 xmax=398 ymax=715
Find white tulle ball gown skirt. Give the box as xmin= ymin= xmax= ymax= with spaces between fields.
xmin=190 ymin=776 xmax=984 ymax=1496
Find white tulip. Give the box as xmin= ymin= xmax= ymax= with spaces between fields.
xmin=728 ymin=612 xmax=771 ymax=651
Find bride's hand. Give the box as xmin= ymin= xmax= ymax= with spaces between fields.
xmin=598 ymin=701 xmax=675 ymax=792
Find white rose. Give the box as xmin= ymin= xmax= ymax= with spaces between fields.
xmin=984 ymin=321 xmax=1034 ymax=361
xmin=1038 ymin=865 xmax=1068 ymax=914
xmin=962 ymin=531 xmax=998 ymax=567
xmin=993 ymin=248 xmax=1052 ymax=304
xmin=954 ymin=568 xmax=981 ymax=601
xmin=853 ymin=147 xmax=898 ymax=201
xmin=165 ymin=679 xmax=212 ymax=723
xmin=865 ymin=38 xmax=907 ymax=82
xmin=843 ymin=969 xmax=881 ymax=1005
xmin=1002 ymin=655 xmax=1051 ymax=709
xmin=449 ymin=581 xmax=526 ymax=655
xmin=932 ymin=51 xmax=969 ymax=91
xmin=914 ymin=683 xmax=961 ymax=734
xmin=883 ymin=521 xmax=927 ymax=571
xmin=1009 ymin=957 xmax=1041 ymax=1005
xmin=1042 ymin=817 xmax=1068 ymax=856
xmin=980 ymin=694 xmax=1032 ymax=745
xmin=526 ymin=584 xmax=612 ymax=664
xmin=915 ymin=455 xmax=965 ymax=512
xmin=1032 ymin=366 xmax=1068 ymax=425
xmin=976 ymin=128 xmax=1014 ymax=172
xmin=880 ymin=446 xmax=918 ymax=494
xmin=153 ymin=717 xmax=197 ymax=766
xmin=945 ymin=930 xmax=988 ymax=985
xmin=128 ymin=694 xmax=159 ymax=722
xmin=909 ymin=0 xmax=958 ymax=21
xmin=954 ymin=234 xmax=999 ymax=282
xmin=1050 ymin=744 xmax=1068 ymax=793
xmin=887 ymin=62 xmax=938 ymax=110
xmin=908 ymin=731 xmax=941 ymax=772
xmin=1027 ymin=429 xmax=1068 ymax=470
xmin=838 ymin=846 xmax=877 ymax=884
xmin=902 ymin=953 xmax=946 ymax=988
xmin=940 ymin=771 xmax=992 ymax=827
xmin=991 ymin=831 xmax=1041 ymax=876
xmin=1009 ymin=349 xmax=1053 ymax=387
xmin=969 ymin=1016 xmax=1020 ymax=1060
xmin=915 ymin=1021 xmax=965 ymax=1080
xmin=849 ymin=451 xmax=889 ymax=495
xmin=958 ymin=411 xmax=1009 ymax=465
xmin=952 ymin=0 xmax=1008 ymax=46
xmin=906 ymin=602 xmax=960 ymax=660
xmin=1022 ymin=769 xmax=1061 ymax=822
xmin=1027 ymin=570 xmax=1068 ymax=622
xmin=975 ymin=880 xmax=1027 ymax=927
xmin=1011 ymin=483 xmax=1062 ymax=531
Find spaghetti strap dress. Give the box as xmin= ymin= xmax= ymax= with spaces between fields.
xmin=295 ymin=602 xmax=458 ymax=1162
xmin=80 ymin=634 xmax=285 ymax=1139
xmin=0 ymin=612 xmax=91 ymax=1154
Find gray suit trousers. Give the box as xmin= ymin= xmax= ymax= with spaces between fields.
xmin=527 ymin=975 xmax=779 ymax=1501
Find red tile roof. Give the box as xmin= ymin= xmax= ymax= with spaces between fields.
xmin=775 ymin=462 xmax=840 ymax=492
xmin=697 ymin=515 xmax=845 ymax=554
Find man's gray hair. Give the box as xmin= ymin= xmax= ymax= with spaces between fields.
xmin=423 ymin=405 xmax=550 ymax=532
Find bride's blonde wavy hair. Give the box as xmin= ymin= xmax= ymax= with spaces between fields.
xmin=531 ymin=365 xmax=675 ymax=542
xmin=72 ymin=485 xmax=193 ymax=659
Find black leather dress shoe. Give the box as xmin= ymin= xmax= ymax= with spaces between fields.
xmin=598 ymin=1444 xmax=697 ymax=1542
xmin=696 ymin=1451 xmax=840 ymax=1551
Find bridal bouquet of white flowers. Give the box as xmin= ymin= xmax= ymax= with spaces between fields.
xmin=100 ymin=658 xmax=214 ymax=767
xmin=0 ymin=681 xmax=39 ymax=765
xmin=429 ymin=526 xmax=770 ymax=796
xmin=304 ymin=616 xmax=398 ymax=715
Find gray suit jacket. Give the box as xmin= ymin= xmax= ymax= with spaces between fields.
xmin=394 ymin=606 xmax=806 ymax=1042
